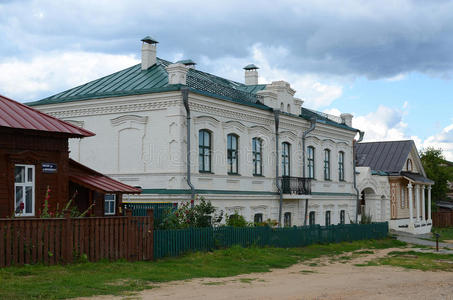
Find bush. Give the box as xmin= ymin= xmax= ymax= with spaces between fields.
xmin=225 ymin=212 xmax=249 ymax=227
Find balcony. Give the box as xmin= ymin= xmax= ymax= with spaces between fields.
xmin=280 ymin=176 xmax=312 ymax=195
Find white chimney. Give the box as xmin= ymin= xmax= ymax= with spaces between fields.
xmin=141 ymin=36 xmax=158 ymax=70
xmin=166 ymin=63 xmax=188 ymax=85
xmin=340 ymin=113 xmax=353 ymax=127
xmin=244 ymin=64 xmax=259 ymax=85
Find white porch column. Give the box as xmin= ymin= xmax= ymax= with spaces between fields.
xmin=408 ymin=183 xmax=414 ymax=227
xmin=415 ymin=184 xmax=420 ymax=223
xmin=428 ymin=186 xmax=432 ymax=222
xmin=422 ymin=185 xmax=426 ymax=222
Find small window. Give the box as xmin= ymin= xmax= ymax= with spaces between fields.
xmin=280 ymin=102 xmax=284 ymax=111
xmin=14 ymin=164 xmax=35 ymax=216
xmin=338 ymin=151 xmax=345 ymax=181
xmin=252 ymin=137 xmax=263 ymax=176
xmin=307 ymin=146 xmax=315 ymax=179
xmin=287 ymin=104 xmax=291 ymax=114
xmin=254 ymin=213 xmax=263 ymax=224
xmin=407 ymin=159 xmax=413 ymax=172
xmin=282 ymin=142 xmax=291 ymax=177
xmin=284 ymin=212 xmax=291 ymax=227
xmin=309 ymin=211 xmax=316 ymax=225
xmin=325 ymin=210 xmax=331 ymax=226
xmin=324 ymin=149 xmax=331 ymax=180
xmin=227 ymin=134 xmax=239 ymax=174
xmin=104 ymin=194 xmax=116 ymax=215
xmin=199 ymin=130 xmax=212 ymax=172
xmin=340 ymin=210 xmax=345 ymax=224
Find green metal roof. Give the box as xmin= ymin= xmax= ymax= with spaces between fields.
xmin=299 ymin=107 xmax=357 ymax=132
xmin=27 ymin=58 xmax=268 ymax=109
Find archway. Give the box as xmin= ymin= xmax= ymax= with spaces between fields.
xmin=360 ymin=187 xmax=376 ymax=216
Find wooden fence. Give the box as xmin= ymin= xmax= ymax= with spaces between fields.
xmin=432 ymin=212 xmax=453 ymax=227
xmin=0 ymin=210 xmax=153 ymax=267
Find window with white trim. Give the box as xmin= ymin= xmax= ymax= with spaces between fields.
xmin=282 ymin=142 xmax=291 ymax=177
xmin=14 ymin=164 xmax=35 ymax=216
xmin=324 ymin=149 xmax=331 ymax=180
xmin=104 ymin=194 xmax=116 ymax=215
xmin=307 ymin=146 xmax=315 ymax=179
xmin=338 ymin=151 xmax=345 ymax=181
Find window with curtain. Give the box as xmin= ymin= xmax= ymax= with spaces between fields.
xmin=282 ymin=142 xmax=291 ymax=176
xmin=324 ymin=149 xmax=330 ymax=180
xmin=252 ymin=137 xmax=263 ymax=176
xmin=14 ymin=164 xmax=35 ymax=216
xmin=199 ymin=130 xmax=211 ymax=172
xmin=227 ymin=134 xmax=239 ymax=174
xmin=307 ymin=146 xmax=315 ymax=179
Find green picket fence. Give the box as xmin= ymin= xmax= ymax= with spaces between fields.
xmin=123 ymin=202 xmax=176 ymax=227
xmin=154 ymin=222 xmax=388 ymax=259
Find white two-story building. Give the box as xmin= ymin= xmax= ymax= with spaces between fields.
xmin=28 ymin=37 xmax=361 ymax=226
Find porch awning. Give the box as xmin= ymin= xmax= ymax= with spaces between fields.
xmin=401 ymin=171 xmax=434 ymax=185
xmin=69 ymin=159 xmax=141 ymax=194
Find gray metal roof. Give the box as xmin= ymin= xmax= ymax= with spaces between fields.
xmin=356 ymin=140 xmax=414 ymax=173
xmin=401 ymin=171 xmax=435 ymax=184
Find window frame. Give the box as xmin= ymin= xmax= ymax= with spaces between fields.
xmin=324 ymin=149 xmax=331 ymax=180
xmin=254 ymin=213 xmax=263 ymax=224
xmin=227 ymin=134 xmax=239 ymax=175
xmin=282 ymin=142 xmax=291 ymax=177
xmin=199 ymin=129 xmax=212 ymax=173
xmin=14 ymin=164 xmax=35 ymax=217
xmin=252 ymin=137 xmax=263 ymax=176
xmin=284 ymin=212 xmax=292 ymax=227
xmin=407 ymin=159 xmax=413 ymax=172
xmin=340 ymin=210 xmax=345 ymax=224
xmin=307 ymin=146 xmax=315 ymax=179
xmin=338 ymin=151 xmax=345 ymax=181
xmin=325 ymin=210 xmax=331 ymax=226
xmin=104 ymin=194 xmax=116 ymax=216
xmin=309 ymin=211 xmax=316 ymax=226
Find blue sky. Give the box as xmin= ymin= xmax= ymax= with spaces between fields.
xmin=0 ymin=0 xmax=452 ymax=159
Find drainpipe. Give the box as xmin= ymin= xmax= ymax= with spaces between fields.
xmin=353 ymin=131 xmax=364 ymax=223
xmin=274 ymin=110 xmax=283 ymax=227
xmin=302 ymin=117 xmax=317 ymax=226
xmin=182 ymin=87 xmax=195 ymax=207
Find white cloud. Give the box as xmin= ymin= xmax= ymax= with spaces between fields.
xmin=422 ymin=122 xmax=453 ymax=161
xmin=0 ymin=51 xmax=138 ymax=101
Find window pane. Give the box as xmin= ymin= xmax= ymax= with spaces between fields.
xmin=104 ymin=201 xmax=109 ymax=213
xmin=204 ymin=132 xmax=210 ymax=146
xmin=110 ymin=201 xmax=115 ymax=214
xmin=15 ymin=186 xmax=23 ymax=210
xmin=15 ymin=166 xmax=25 ymax=183
xmin=25 ymin=186 xmax=33 ymax=213
xmin=205 ymin=155 xmax=210 ymax=171
xmin=27 ymin=167 xmax=33 ymax=182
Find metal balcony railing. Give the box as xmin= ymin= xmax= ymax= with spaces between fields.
xmin=280 ymin=176 xmax=312 ymax=195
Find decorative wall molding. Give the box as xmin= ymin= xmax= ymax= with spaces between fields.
xmin=110 ymin=115 xmax=148 ymax=126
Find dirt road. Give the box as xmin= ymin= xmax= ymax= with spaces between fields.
xmin=86 ymin=248 xmax=453 ymax=300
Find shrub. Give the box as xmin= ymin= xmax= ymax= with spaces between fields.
xmin=225 ymin=212 xmax=249 ymax=227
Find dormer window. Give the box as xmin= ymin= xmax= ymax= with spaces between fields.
xmin=406 ymin=159 xmax=413 ymax=172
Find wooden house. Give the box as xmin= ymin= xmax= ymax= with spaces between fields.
xmin=0 ymin=94 xmax=140 ymax=218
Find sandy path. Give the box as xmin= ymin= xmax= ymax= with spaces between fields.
xmin=84 ymin=248 xmax=453 ymax=300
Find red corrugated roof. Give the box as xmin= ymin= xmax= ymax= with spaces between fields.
xmin=0 ymin=94 xmax=94 ymax=137
xmin=69 ymin=159 xmax=141 ymax=194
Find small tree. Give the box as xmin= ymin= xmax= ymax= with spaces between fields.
xmin=225 ymin=211 xmax=249 ymax=227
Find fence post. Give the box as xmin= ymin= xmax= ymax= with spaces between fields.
xmin=147 ymin=209 xmax=154 ymax=260
xmin=125 ymin=209 xmax=133 ymax=261
xmin=63 ymin=210 xmax=73 ymax=264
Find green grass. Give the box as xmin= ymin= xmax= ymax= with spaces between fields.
xmin=432 ymin=227 xmax=453 ymax=242
xmin=0 ymin=238 xmax=404 ymax=299
xmin=356 ymin=250 xmax=453 ymax=271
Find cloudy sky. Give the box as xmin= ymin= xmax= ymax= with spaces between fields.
xmin=1 ymin=0 xmax=452 ymax=159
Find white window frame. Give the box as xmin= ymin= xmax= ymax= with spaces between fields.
xmin=14 ymin=164 xmax=35 ymax=217
xmin=104 ymin=194 xmax=116 ymax=216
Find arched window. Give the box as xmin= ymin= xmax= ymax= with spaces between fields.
xmin=309 ymin=211 xmax=316 ymax=225
xmin=287 ymin=104 xmax=291 ymax=114
xmin=324 ymin=149 xmax=331 ymax=180
xmin=407 ymin=159 xmax=413 ymax=171
xmin=280 ymin=102 xmax=284 ymax=111
xmin=199 ymin=130 xmax=211 ymax=172
xmin=340 ymin=210 xmax=345 ymax=224
xmin=227 ymin=134 xmax=239 ymax=174
xmin=307 ymin=146 xmax=315 ymax=179
xmin=282 ymin=142 xmax=291 ymax=176
xmin=338 ymin=151 xmax=345 ymax=181
xmin=252 ymin=137 xmax=263 ymax=176
xmin=325 ymin=210 xmax=331 ymax=226
xmin=254 ymin=213 xmax=263 ymax=224
xmin=284 ymin=212 xmax=291 ymax=227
